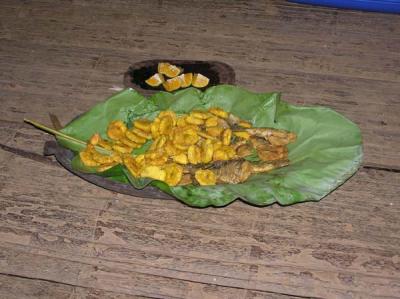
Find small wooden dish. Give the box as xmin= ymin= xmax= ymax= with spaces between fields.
xmin=123 ymin=59 xmax=235 ymax=96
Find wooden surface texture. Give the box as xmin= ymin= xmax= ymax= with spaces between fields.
xmin=0 ymin=1 xmax=399 ymax=298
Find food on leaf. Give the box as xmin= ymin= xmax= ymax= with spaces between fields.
xmin=188 ymin=145 xmax=202 ymax=164
xmin=131 ymin=127 xmax=152 ymax=139
xmin=173 ymin=153 xmax=188 ymax=165
xmin=238 ymin=120 xmax=252 ymax=128
xmin=141 ymin=165 xmax=166 ymax=181
xmin=164 ymin=163 xmax=184 ymax=186
xmin=215 ymin=160 xmax=252 ymax=184
xmin=192 ymin=73 xmax=210 ymax=88
xmin=205 ymin=116 xmax=219 ymax=127
xmin=97 ymin=162 xmax=118 ymax=172
xmin=195 ymin=169 xmax=217 ymax=186
xmin=125 ymin=130 xmax=147 ymax=144
xmin=107 ymin=120 xmax=127 ymax=140
xmin=145 ymin=73 xmax=164 ymax=87
xmin=186 ymin=115 xmax=204 ymax=125
xmin=201 ymin=139 xmax=214 ymax=163
xmin=112 ymin=143 xmax=132 ymax=154
xmin=79 ymin=150 xmax=99 ymax=167
xmin=233 ymin=131 xmax=250 ymax=140
xmin=133 ymin=119 xmax=152 ymax=133
xmin=209 ymin=107 xmax=228 ymax=119
xmin=222 ymin=128 xmax=232 ymax=145
xmin=77 ymin=106 xmax=296 ymax=187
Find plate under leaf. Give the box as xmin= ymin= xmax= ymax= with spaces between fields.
xmin=56 ymin=85 xmax=362 ymax=207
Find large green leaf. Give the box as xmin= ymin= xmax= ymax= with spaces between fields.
xmin=60 ymin=86 xmax=362 ymax=207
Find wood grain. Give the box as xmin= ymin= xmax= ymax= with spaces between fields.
xmin=1 ymin=0 xmax=400 ymax=298
xmin=1 ymin=147 xmax=399 ymax=298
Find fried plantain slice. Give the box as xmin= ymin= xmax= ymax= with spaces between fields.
xmin=201 ymin=139 xmax=214 ymax=164
xmin=107 ymin=120 xmax=127 ymax=141
xmin=141 ymin=165 xmax=166 ymax=181
xmin=188 ymin=145 xmax=202 ymax=164
xmin=195 ymin=169 xmax=217 ymax=186
xmin=133 ymin=119 xmax=152 ymax=133
xmin=125 ymin=130 xmax=147 ymax=144
xmin=222 ymin=128 xmax=232 ymax=146
xmin=209 ymin=107 xmax=228 ymax=119
xmin=164 ymin=163 xmax=184 ymax=186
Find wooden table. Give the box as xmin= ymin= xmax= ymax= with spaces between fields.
xmin=1 ymin=1 xmax=399 ymax=298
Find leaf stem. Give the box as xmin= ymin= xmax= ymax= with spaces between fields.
xmin=24 ymin=118 xmax=111 ymax=154
xmin=24 ymin=118 xmax=86 ymax=145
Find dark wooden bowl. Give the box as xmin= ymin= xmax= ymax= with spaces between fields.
xmin=123 ymin=59 xmax=235 ymax=96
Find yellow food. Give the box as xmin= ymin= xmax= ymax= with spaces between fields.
xmin=201 ymin=139 xmax=214 ymax=163
xmin=131 ymin=127 xmax=152 ymax=139
xmin=238 ymin=120 xmax=252 ymax=128
xmin=195 ymin=169 xmax=217 ymax=186
xmin=178 ymin=73 xmax=193 ymax=88
xmin=158 ymin=62 xmax=182 ymax=78
xmin=112 ymin=144 xmax=132 ymax=154
xmin=163 ymin=77 xmax=181 ymax=92
xmin=89 ymin=133 xmax=100 ymax=145
xmin=191 ymin=110 xmax=210 ymax=120
xmin=206 ymin=126 xmax=224 ymax=137
xmin=164 ymin=163 xmax=183 ymax=186
xmin=187 ymin=145 xmax=202 ymax=164
xmin=209 ymin=107 xmax=228 ymax=119
xmin=97 ymin=162 xmax=118 ymax=172
xmin=125 ymin=130 xmax=147 ymax=144
xmin=191 ymin=73 xmax=209 ymax=88
xmin=172 ymin=153 xmax=188 ymax=165
xmin=159 ymin=114 xmax=175 ymax=135
xmin=79 ymin=106 xmax=296 ymax=187
xmin=79 ymin=151 xmax=99 ymax=167
xmin=186 ymin=115 xmax=204 ymax=125
xmin=222 ymin=128 xmax=232 ymax=145
xmin=146 ymin=62 xmax=209 ymax=92
xmin=141 ymin=165 xmax=166 ymax=181
xmin=233 ymin=131 xmax=250 ymax=140
xmin=107 ymin=120 xmax=127 ymax=140
xmin=134 ymin=119 xmax=152 ymax=133
xmin=205 ymin=117 xmax=219 ymax=127
xmin=120 ymin=137 xmax=140 ymax=149
xmin=145 ymin=73 xmax=164 ymax=87
xmin=150 ymin=118 xmax=161 ymax=139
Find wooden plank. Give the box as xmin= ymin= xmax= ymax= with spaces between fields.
xmin=1 ymin=1 xmax=399 ymax=81
xmin=0 ymin=274 xmax=73 ymax=299
xmin=0 ymin=244 xmax=296 ymax=299
xmin=0 ymin=273 xmax=156 ymax=299
xmin=0 ymin=149 xmax=399 ymax=298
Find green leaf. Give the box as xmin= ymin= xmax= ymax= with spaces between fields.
xmin=60 ymin=85 xmax=362 ymax=207
xmin=59 ymin=88 xmax=157 ymax=152
xmin=122 ymin=167 xmax=152 ymax=189
xmin=132 ymin=139 xmax=152 ymax=155
xmin=244 ymin=148 xmax=261 ymax=162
